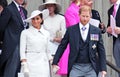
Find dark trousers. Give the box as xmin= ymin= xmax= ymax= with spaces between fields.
xmin=114 ymin=38 xmax=120 ymax=77
xmin=2 ymin=45 xmax=20 ymax=77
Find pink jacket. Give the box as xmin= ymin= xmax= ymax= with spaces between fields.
xmin=65 ymin=2 xmax=80 ymax=27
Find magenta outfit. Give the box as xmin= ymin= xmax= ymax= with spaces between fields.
xmin=65 ymin=2 xmax=80 ymax=27
xmin=57 ymin=2 xmax=80 ymax=75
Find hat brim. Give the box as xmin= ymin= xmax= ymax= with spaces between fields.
xmin=25 ymin=9 xmax=49 ymax=22
xmin=39 ymin=3 xmax=61 ymax=12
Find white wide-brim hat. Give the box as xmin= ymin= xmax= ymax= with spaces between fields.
xmin=39 ymin=0 xmax=61 ymax=12
xmin=25 ymin=9 xmax=49 ymax=22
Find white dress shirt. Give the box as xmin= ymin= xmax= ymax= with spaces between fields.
xmin=13 ymin=0 xmax=20 ymax=11
xmin=79 ymin=23 xmax=89 ymax=41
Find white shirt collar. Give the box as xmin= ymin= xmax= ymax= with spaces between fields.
xmin=79 ymin=22 xmax=89 ymax=30
xmin=13 ymin=0 xmax=21 ymax=11
xmin=30 ymin=25 xmax=45 ymax=34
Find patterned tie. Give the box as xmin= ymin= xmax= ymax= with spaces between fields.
xmin=113 ymin=3 xmax=117 ymax=17
xmin=81 ymin=26 xmax=87 ymax=41
xmin=19 ymin=6 xmax=27 ymax=29
xmin=81 ymin=27 xmax=86 ymax=31
xmin=19 ymin=6 xmax=25 ymax=20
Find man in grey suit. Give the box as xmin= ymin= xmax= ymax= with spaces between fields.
xmin=52 ymin=5 xmax=107 ymax=77
xmin=0 ymin=0 xmax=28 ymax=77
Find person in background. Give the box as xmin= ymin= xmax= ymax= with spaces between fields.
xmin=85 ymin=0 xmax=106 ymax=33
xmin=65 ymin=0 xmax=85 ymax=27
xmin=107 ymin=0 xmax=120 ymax=77
xmin=0 ymin=0 xmax=8 ymax=55
xmin=22 ymin=0 xmax=27 ymax=9
xmin=52 ymin=5 xmax=107 ymax=77
xmin=20 ymin=9 xmax=52 ymax=77
xmin=0 ymin=0 xmax=28 ymax=77
xmin=0 ymin=0 xmax=7 ymax=14
xmin=39 ymin=0 xmax=66 ymax=77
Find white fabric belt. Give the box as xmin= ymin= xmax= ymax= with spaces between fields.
xmin=25 ymin=50 xmax=43 ymax=53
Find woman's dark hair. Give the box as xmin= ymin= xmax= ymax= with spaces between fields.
xmin=39 ymin=14 xmax=44 ymax=25
xmin=54 ymin=4 xmax=59 ymax=14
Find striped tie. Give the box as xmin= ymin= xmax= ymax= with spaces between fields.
xmin=113 ymin=3 xmax=117 ymax=17
xmin=19 ymin=6 xmax=25 ymax=20
xmin=19 ymin=6 xmax=27 ymax=29
xmin=81 ymin=26 xmax=87 ymax=41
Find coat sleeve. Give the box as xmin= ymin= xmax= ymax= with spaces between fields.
xmin=0 ymin=7 xmax=11 ymax=31
xmin=20 ymin=30 xmax=27 ymax=60
xmin=52 ymin=29 xmax=69 ymax=65
xmin=46 ymin=32 xmax=53 ymax=60
xmin=97 ymin=30 xmax=107 ymax=71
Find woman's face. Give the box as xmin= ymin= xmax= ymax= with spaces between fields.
xmin=45 ymin=4 xmax=55 ymax=14
xmin=31 ymin=15 xmax=42 ymax=29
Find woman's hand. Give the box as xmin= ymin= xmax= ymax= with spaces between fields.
xmin=53 ymin=37 xmax=62 ymax=43
xmin=106 ymin=26 xmax=112 ymax=34
xmin=114 ymin=27 xmax=120 ymax=34
xmin=21 ymin=61 xmax=30 ymax=77
xmin=52 ymin=65 xmax=60 ymax=74
xmin=101 ymin=71 xmax=107 ymax=77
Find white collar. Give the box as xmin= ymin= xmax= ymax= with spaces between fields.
xmin=79 ymin=22 xmax=89 ymax=30
xmin=13 ymin=1 xmax=21 ymax=11
xmin=30 ymin=25 xmax=44 ymax=33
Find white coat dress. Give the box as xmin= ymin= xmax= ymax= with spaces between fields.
xmin=20 ymin=25 xmax=52 ymax=77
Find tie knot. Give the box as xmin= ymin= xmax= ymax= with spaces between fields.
xmin=81 ymin=27 xmax=86 ymax=31
xmin=19 ymin=6 xmax=22 ymax=11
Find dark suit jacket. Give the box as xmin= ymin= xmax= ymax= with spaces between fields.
xmin=0 ymin=0 xmax=8 ymax=50
xmin=52 ymin=23 xmax=107 ymax=76
xmin=0 ymin=32 xmax=3 ymax=49
xmin=92 ymin=9 xmax=106 ymax=33
xmin=92 ymin=9 xmax=101 ymax=22
xmin=0 ymin=1 xmax=27 ymax=70
xmin=107 ymin=5 xmax=120 ymax=44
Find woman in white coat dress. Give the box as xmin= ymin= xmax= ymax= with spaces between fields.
xmin=20 ymin=9 xmax=52 ymax=77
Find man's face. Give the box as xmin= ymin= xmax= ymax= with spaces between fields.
xmin=109 ymin=0 xmax=117 ymax=4
xmin=79 ymin=11 xmax=91 ymax=26
xmin=14 ymin=0 xmax=24 ymax=5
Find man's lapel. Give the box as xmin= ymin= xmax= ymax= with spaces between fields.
xmin=11 ymin=2 xmax=24 ymax=26
xmin=74 ymin=24 xmax=80 ymax=51
xmin=89 ymin=24 xmax=98 ymax=53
